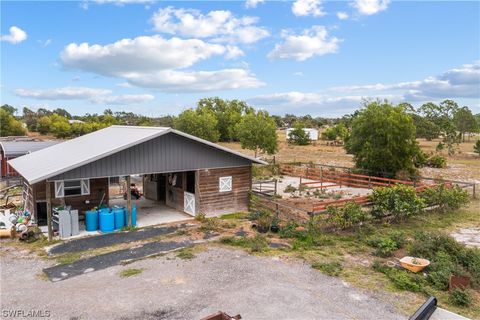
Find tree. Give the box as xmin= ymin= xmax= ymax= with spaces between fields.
xmin=411 ymin=114 xmax=440 ymax=140
xmin=0 ymin=109 xmax=27 ymax=136
xmin=49 ymin=114 xmax=71 ymax=138
xmin=197 ymin=97 xmax=253 ymax=142
xmin=322 ymin=123 xmax=348 ymax=141
xmin=417 ymin=100 xmax=460 ymax=155
xmin=236 ymin=110 xmax=278 ymax=157
xmin=1 ymin=104 xmax=17 ymax=115
xmin=288 ymin=122 xmax=310 ymax=145
xmin=474 ymin=140 xmax=480 ymax=156
xmin=453 ymin=106 xmax=478 ymax=141
xmin=174 ymin=108 xmax=220 ymax=142
xmin=345 ymin=101 xmax=421 ymax=177
xmin=37 ymin=116 xmax=52 ymax=134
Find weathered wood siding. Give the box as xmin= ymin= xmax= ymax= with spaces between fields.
xmin=197 ymin=166 xmax=252 ymax=216
xmin=32 ymin=178 xmax=109 ymax=217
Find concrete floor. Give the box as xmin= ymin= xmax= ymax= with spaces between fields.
xmin=109 ymin=197 xmax=193 ymax=227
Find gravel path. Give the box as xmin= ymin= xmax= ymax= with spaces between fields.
xmin=1 ymin=246 xmax=404 ymax=320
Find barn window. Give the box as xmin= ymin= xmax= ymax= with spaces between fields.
xmin=219 ymin=176 xmax=232 ymax=192
xmin=54 ymin=179 xmax=90 ymax=198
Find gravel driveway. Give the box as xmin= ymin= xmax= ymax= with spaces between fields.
xmin=1 ymin=246 xmax=404 ymax=320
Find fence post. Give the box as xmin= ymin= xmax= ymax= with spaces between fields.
xmin=274 ymin=179 xmax=278 ymax=196
xmin=473 ymin=183 xmax=476 ymax=199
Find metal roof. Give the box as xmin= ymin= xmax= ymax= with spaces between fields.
xmin=0 ymin=140 xmax=60 ymax=157
xmin=8 ymin=126 xmax=266 ymax=184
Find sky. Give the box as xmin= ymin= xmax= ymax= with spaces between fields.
xmin=1 ymin=0 xmax=479 ymax=117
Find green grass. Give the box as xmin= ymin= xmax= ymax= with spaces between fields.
xmin=312 ymin=261 xmax=343 ymax=276
xmin=176 ymin=248 xmax=195 ymax=260
xmin=119 ymin=268 xmax=144 ymax=278
xmin=220 ymin=234 xmax=269 ymax=253
xmin=219 ymin=212 xmax=248 ymax=220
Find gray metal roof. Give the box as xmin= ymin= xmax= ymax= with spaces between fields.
xmin=8 ymin=126 xmax=266 ymax=184
xmin=0 ymin=140 xmax=60 ymax=157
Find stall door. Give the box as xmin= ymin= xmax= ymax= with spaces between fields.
xmin=184 ymin=191 xmax=195 ymax=216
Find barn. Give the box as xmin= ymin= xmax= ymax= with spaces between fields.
xmin=0 ymin=140 xmax=59 ymax=179
xmin=8 ymin=126 xmax=265 ymax=238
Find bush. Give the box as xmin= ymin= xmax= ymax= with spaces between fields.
xmin=326 ymin=203 xmax=368 ymax=230
xmin=426 ymin=155 xmax=447 ymax=168
xmin=409 ymin=232 xmax=480 ymax=288
xmin=421 ymin=184 xmax=470 ymax=212
xmin=288 ymin=123 xmax=311 ymax=145
xmin=367 ymin=232 xmax=406 ymax=257
xmin=449 ymin=289 xmax=473 ymax=307
xmin=370 ymin=185 xmax=426 ymax=221
xmin=474 ymin=140 xmax=480 ymax=156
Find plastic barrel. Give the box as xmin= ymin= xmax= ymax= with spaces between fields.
xmin=85 ymin=210 xmax=99 ymax=231
xmin=123 ymin=205 xmax=137 ymax=227
xmin=99 ymin=209 xmax=114 ymax=233
xmin=113 ymin=208 xmax=125 ymax=230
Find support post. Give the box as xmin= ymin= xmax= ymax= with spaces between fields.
xmin=126 ymin=175 xmax=132 ymax=227
xmin=274 ymin=179 xmax=278 ymax=196
xmin=46 ymin=181 xmax=53 ymax=241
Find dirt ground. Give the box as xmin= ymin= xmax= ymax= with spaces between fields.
xmin=0 ymin=246 xmax=404 ymax=320
xmin=219 ymin=131 xmax=480 ymax=183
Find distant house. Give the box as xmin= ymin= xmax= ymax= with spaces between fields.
xmin=8 ymin=126 xmax=265 ymax=231
xmin=68 ymin=119 xmax=84 ymax=125
xmin=0 ymin=140 xmax=59 ymax=178
xmin=285 ymin=128 xmax=319 ymax=141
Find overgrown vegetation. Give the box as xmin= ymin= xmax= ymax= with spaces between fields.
xmin=220 ymin=234 xmax=269 ymax=253
xmin=325 ymin=203 xmax=368 ymax=230
xmin=370 ymin=185 xmax=426 ymax=221
xmin=119 ymin=268 xmax=144 ymax=278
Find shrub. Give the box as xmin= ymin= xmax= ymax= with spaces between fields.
xmin=312 ymin=261 xmax=343 ymax=276
xmin=283 ymin=184 xmax=297 ymax=194
xmin=426 ymin=154 xmax=447 ymax=168
xmin=288 ymin=123 xmax=311 ymax=145
xmin=370 ymin=185 xmax=426 ymax=221
xmin=326 ymin=203 xmax=368 ymax=230
xmin=421 ymin=184 xmax=469 ymax=212
xmin=409 ymin=232 xmax=480 ymax=288
xmin=367 ymin=232 xmax=405 ymax=257
xmin=474 ymin=140 xmax=480 ymax=156
xmin=449 ymin=289 xmax=473 ymax=307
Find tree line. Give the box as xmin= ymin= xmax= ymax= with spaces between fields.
xmin=1 ymin=98 xmax=479 ymax=174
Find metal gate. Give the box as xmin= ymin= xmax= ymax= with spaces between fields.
xmin=184 ymin=191 xmax=195 ymax=216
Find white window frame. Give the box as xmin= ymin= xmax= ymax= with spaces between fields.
xmin=219 ymin=176 xmax=232 ymax=193
xmin=54 ymin=179 xmax=90 ymax=198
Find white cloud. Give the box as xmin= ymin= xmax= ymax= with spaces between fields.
xmin=352 ymin=0 xmax=390 ymax=15
xmin=268 ymin=26 xmax=340 ymax=61
xmin=245 ymin=0 xmax=265 ymax=9
xmin=14 ymin=87 xmax=154 ymax=105
xmin=292 ymin=0 xmax=326 ymax=17
xmin=60 ymin=35 xmax=226 ymax=76
xmin=293 ymin=72 xmax=304 ymax=76
xmin=124 ymin=69 xmax=264 ymax=92
xmin=59 ymin=35 xmax=263 ymax=92
xmin=151 ymin=7 xmax=269 ymax=44
xmin=336 ymin=12 xmax=349 ymax=20
xmin=37 ymin=39 xmax=52 ymax=47
xmin=225 ymin=46 xmax=245 ymax=60
xmin=329 ymin=61 xmax=480 ymax=101
xmin=1 ymin=26 xmax=27 ymax=44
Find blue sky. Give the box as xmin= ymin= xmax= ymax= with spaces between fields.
xmin=1 ymin=0 xmax=479 ymax=117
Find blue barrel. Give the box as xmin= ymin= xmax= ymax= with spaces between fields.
xmin=113 ymin=208 xmax=125 ymax=230
xmin=123 ymin=205 xmax=137 ymax=227
xmin=85 ymin=210 xmax=98 ymax=231
xmin=99 ymin=209 xmax=114 ymax=233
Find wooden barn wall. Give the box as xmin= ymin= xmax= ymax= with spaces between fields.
xmin=197 ymin=166 xmax=252 ymax=216
xmin=32 ymin=178 xmax=109 ymax=216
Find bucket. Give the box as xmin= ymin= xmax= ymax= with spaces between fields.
xmin=113 ymin=208 xmax=125 ymax=230
xmin=123 ymin=205 xmax=137 ymax=227
xmin=85 ymin=210 xmax=98 ymax=231
xmin=99 ymin=209 xmax=114 ymax=233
